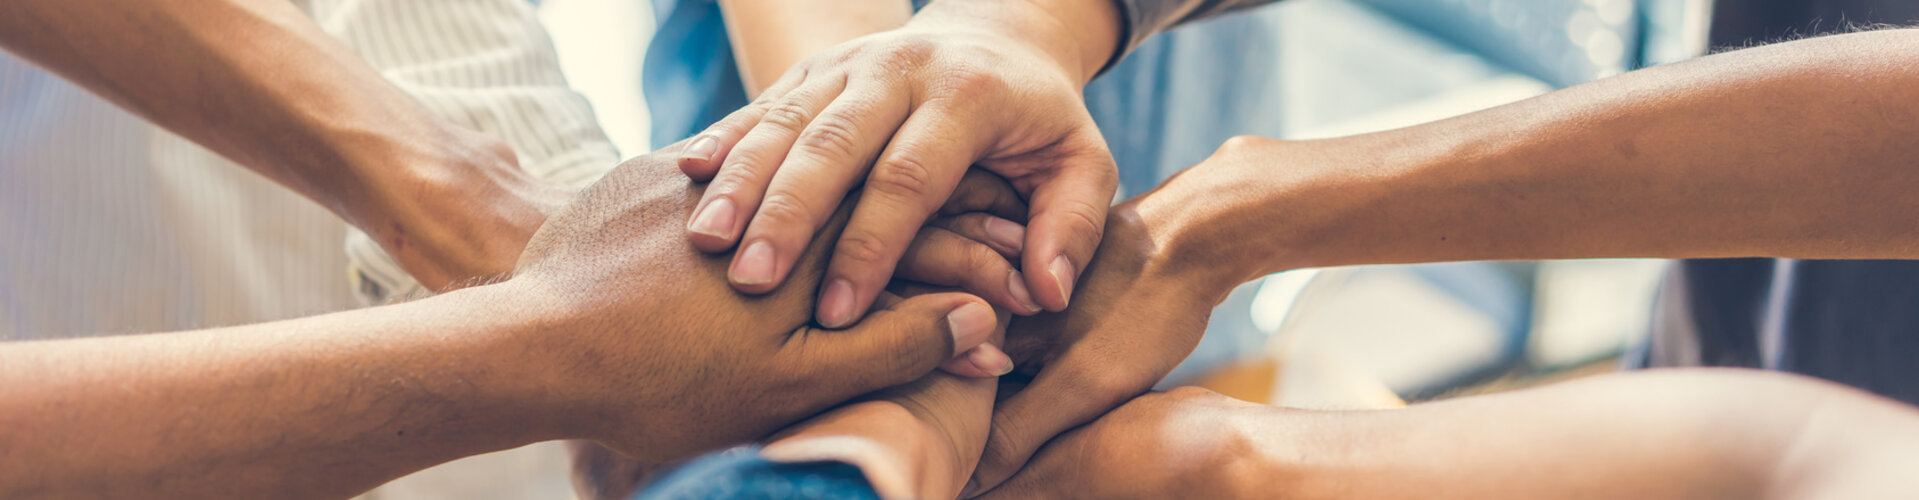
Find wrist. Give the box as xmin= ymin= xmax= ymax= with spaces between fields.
xmin=1134 ymin=135 xmax=1438 ymax=288
xmin=436 ymin=281 xmax=597 ymax=441
xmin=914 ymin=0 xmax=1120 ymax=85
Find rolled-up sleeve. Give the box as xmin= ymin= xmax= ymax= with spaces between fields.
xmin=1106 ymin=0 xmax=1281 ymax=69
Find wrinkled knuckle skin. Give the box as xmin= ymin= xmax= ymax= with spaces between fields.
xmin=1055 ymin=198 xmax=1108 ymax=240
xmin=868 ymin=154 xmax=937 ymax=201
xmin=755 ymin=194 xmax=816 ymax=228
xmin=793 ymin=116 xmax=864 ymax=161
xmin=874 ymin=37 xmax=938 ymax=71
xmin=760 ymin=100 xmax=815 ymax=132
xmin=834 ymin=229 xmax=894 ymax=268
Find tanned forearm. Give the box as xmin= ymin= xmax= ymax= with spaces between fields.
xmin=1137 ymin=29 xmax=1919 ymax=290
xmin=0 ymin=286 xmax=564 ymax=499
xmin=1222 ymin=370 xmax=1919 ymax=499
xmin=0 ymin=0 xmax=533 ymax=244
xmin=720 ymin=0 xmax=913 ymax=96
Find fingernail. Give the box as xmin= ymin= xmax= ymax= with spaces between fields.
xmin=968 ymin=345 xmax=1015 ymax=377
xmin=732 ymin=240 xmax=776 ymax=285
xmin=961 ymin=480 xmax=981 ymax=498
xmin=682 ymin=135 xmax=718 ymax=162
xmin=945 ymin=302 xmax=995 ymax=355
xmin=1006 ymin=270 xmax=1041 ymax=314
xmin=1049 ymin=255 xmax=1076 ymax=308
xmin=818 ymin=279 xmax=857 ymax=328
xmin=687 ymin=197 xmax=736 ymax=239
xmin=983 ymin=217 xmax=1025 ymax=254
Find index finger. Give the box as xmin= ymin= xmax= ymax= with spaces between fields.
xmin=814 ymin=102 xmax=989 ymax=328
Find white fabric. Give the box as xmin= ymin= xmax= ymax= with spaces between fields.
xmin=0 ymin=57 xmax=356 ymax=340
xmin=308 ymin=0 xmax=621 ymax=305
xmin=3 ymin=1 xmax=619 ymax=497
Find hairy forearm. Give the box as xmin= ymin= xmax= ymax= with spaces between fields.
xmin=1145 ymin=29 xmax=1919 ymax=289
xmin=720 ymin=0 xmax=912 ymax=96
xmin=0 ymin=286 xmax=564 ymax=499
xmin=1227 ymin=370 xmax=1919 ymax=499
xmin=0 ymin=0 xmax=516 ymax=232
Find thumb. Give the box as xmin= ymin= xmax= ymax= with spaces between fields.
xmin=1017 ymin=130 xmax=1117 ymax=312
xmin=795 ymin=292 xmax=998 ymax=396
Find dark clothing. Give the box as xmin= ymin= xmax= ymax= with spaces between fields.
xmin=1110 ymin=0 xmax=1280 ymax=67
xmin=1648 ymin=0 xmax=1919 ymax=406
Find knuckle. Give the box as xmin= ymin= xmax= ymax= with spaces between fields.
xmin=755 ymin=194 xmax=816 ymax=227
xmin=760 ymin=99 xmax=815 ymax=131
xmin=834 ymin=228 xmax=894 ymax=266
xmin=874 ymin=38 xmax=938 ymax=70
xmin=868 ymin=154 xmax=938 ymax=200
xmin=934 ymin=64 xmax=1001 ymax=101
xmin=793 ymin=115 xmax=864 ymax=160
xmin=1052 ymin=198 xmax=1107 ymax=238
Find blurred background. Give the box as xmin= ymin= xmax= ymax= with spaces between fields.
xmin=8 ymin=0 xmax=1919 ymax=498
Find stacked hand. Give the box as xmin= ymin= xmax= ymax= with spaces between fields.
xmin=507 ymin=143 xmax=1014 ymax=461
xmin=675 ymin=0 xmax=1120 ymax=329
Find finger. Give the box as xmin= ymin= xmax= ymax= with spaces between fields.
xmin=941 ymin=169 xmax=1027 ymax=220
xmin=677 ymin=69 xmax=809 ymax=179
xmin=898 ymin=226 xmax=1038 ymax=315
xmin=939 ymin=343 xmax=1015 ymax=379
xmin=817 ymin=103 xmax=989 ymax=328
xmin=732 ymin=79 xmax=913 ymax=295
xmin=786 ymin=292 xmax=997 ymax=397
xmin=686 ymin=77 xmax=847 ymax=259
xmin=1017 ymin=129 xmax=1118 ymax=311
xmin=969 ymin=351 xmax=1152 ymax=495
xmin=929 ymin=213 xmax=1025 ymax=259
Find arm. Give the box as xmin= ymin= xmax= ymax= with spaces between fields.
xmin=720 ymin=0 xmax=912 ymax=96
xmin=1139 ymin=28 xmax=1919 ymax=292
xmin=0 ymin=0 xmax=561 ymax=289
xmin=0 ymin=147 xmax=997 ymax=499
xmin=0 ymin=287 xmax=561 ymax=499
xmin=985 ymin=370 xmax=1919 ymax=499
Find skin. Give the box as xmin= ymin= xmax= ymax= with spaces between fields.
xmin=0 ymin=146 xmax=1002 ymax=499
xmin=569 ymin=173 xmax=1033 ymax=499
xmin=0 ymin=0 xmax=567 ymax=290
xmin=982 ymin=371 xmax=1919 ymax=499
xmin=678 ymin=0 xmax=1124 ymax=329
xmin=718 ymin=0 xmax=913 ymax=96
xmin=1135 ymin=28 xmax=1919 ymax=289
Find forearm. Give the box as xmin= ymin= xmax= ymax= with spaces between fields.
xmin=912 ymin=0 xmax=1121 ymax=85
xmin=0 ymin=285 xmax=566 ymax=499
xmin=720 ymin=0 xmax=912 ymax=96
xmin=1145 ymin=29 xmax=1919 ymax=289
xmin=1227 ymin=370 xmax=1919 ymax=499
xmin=0 ymin=0 xmax=518 ymax=232
xmin=764 ymin=372 xmax=996 ymax=500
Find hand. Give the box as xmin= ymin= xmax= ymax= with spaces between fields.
xmin=559 ymin=188 xmax=1025 ymax=496
xmin=506 ymin=143 xmax=1001 ymax=461
xmin=966 ymin=199 xmax=1235 ymax=496
xmin=677 ymin=0 xmax=1121 ymax=328
xmin=977 ymin=388 xmax=1264 ymax=500
xmin=357 ymin=137 xmax=574 ymax=290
